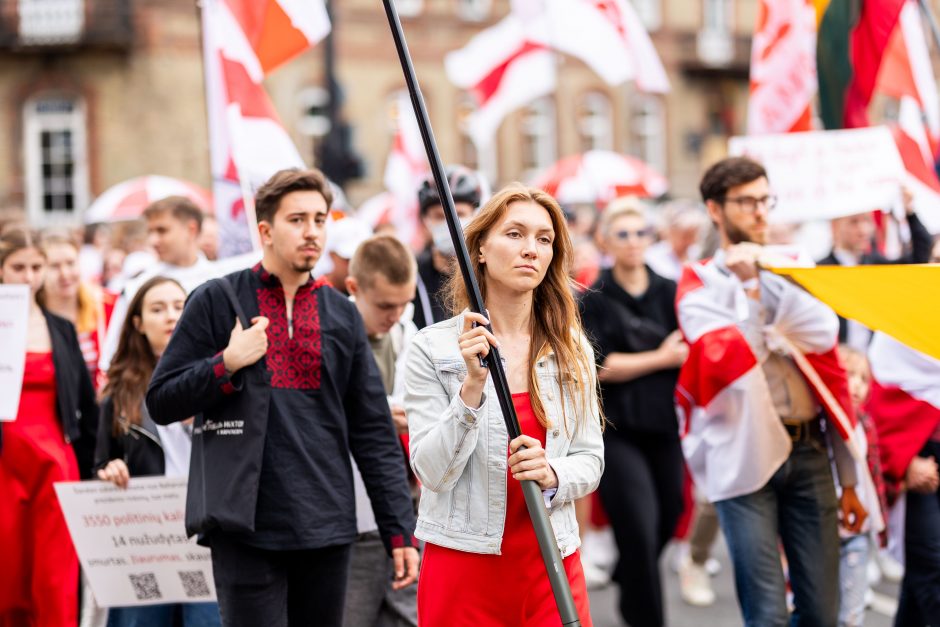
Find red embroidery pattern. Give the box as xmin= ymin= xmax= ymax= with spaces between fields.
xmin=256 ymin=284 xmax=323 ymax=390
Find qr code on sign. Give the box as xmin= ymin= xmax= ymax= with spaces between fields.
xmin=178 ymin=570 xmax=211 ymax=598
xmin=129 ymin=573 xmax=162 ymax=601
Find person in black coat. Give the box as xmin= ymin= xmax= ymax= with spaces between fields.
xmin=146 ymin=169 xmax=418 ymax=627
xmin=818 ymin=191 xmax=934 ymax=346
xmin=0 ymin=226 xmax=98 ymax=625
xmin=580 ymin=200 xmax=689 ymax=627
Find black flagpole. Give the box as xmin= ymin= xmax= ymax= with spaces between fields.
xmin=380 ymin=1 xmax=581 ymax=625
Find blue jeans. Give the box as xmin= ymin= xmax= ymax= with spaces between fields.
xmin=714 ymin=440 xmax=840 ymax=627
xmin=107 ymin=602 xmax=222 ymax=627
xmin=838 ymin=534 xmax=871 ymax=627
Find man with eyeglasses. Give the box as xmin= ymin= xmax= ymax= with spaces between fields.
xmin=674 ymin=156 xmax=868 ymax=627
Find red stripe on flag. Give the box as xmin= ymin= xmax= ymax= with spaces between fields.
xmin=892 ymin=125 xmax=940 ymax=193
xmin=220 ymin=55 xmax=280 ymax=120
xmin=675 ymin=263 xmax=706 ymax=308
xmin=804 ymin=346 xmax=856 ymax=439
xmin=844 ymin=0 xmax=905 ymax=127
xmin=472 ymin=41 xmax=548 ymax=106
xmin=678 ymin=325 xmax=758 ymax=411
xmin=868 ymin=380 xmax=940 ymax=482
xmin=224 ymin=0 xmax=310 ymax=74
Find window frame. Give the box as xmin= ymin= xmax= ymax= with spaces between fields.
xmin=23 ymin=95 xmax=90 ymax=225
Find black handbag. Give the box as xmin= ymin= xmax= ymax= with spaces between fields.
xmin=185 ymin=277 xmax=271 ymax=538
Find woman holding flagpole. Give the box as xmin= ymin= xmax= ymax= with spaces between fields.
xmin=405 ymin=184 xmax=603 ymax=626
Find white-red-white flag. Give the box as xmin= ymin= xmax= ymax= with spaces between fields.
xmin=382 ymin=93 xmax=430 ymax=245
xmin=525 ymin=0 xmax=670 ymax=93
xmin=224 ymin=0 xmax=331 ymax=75
xmin=202 ymin=0 xmax=328 ymax=255
xmin=868 ymin=333 xmax=940 ymax=484
xmin=747 ymin=0 xmax=817 ymax=134
xmin=445 ymin=14 xmax=556 ymax=149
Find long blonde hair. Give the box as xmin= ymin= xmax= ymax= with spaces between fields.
xmin=445 ymin=183 xmax=601 ymax=431
xmin=36 ymin=231 xmax=99 ymax=334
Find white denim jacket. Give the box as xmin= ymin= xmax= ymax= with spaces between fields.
xmin=404 ymin=312 xmax=604 ymax=557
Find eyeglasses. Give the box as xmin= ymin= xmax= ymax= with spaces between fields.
xmin=721 ymin=195 xmax=778 ymax=213
xmin=613 ymin=228 xmax=652 ymax=241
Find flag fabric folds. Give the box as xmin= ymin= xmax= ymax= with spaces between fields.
xmin=382 ymin=94 xmax=430 ymax=245
xmin=769 ymin=264 xmax=940 ymax=361
xmin=446 ymin=0 xmax=668 ymax=147
xmin=868 ymin=333 xmax=940 ymax=483
xmin=445 ymin=15 xmax=555 ymax=149
xmin=816 ymin=0 xmax=905 ymax=129
xmin=748 ymin=0 xmax=818 ymax=134
xmin=201 ymin=0 xmax=330 ymax=255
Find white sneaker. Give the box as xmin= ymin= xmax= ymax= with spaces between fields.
xmin=877 ymin=549 xmax=904 ymax=583
xmin=704 ymin=557 xmax=722 ymax=577
xmin=582 ymin=560 xmax=611 ymax=590
xmin=679 ymin=556 xmax=716 ymax=607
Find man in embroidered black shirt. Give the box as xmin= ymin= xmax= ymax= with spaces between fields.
xmin=147 ymin=168 xmax=419 ymax=627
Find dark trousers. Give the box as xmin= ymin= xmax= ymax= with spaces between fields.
xmin=714 ymin=441 xmax=840 ymax=627
xmin=895 ymin=441 xmax=940 ymax=627
xmin=597 ymin=431 xmax=685 ymax=627
xmin=210 ymin=533 xmax=352 ymax=627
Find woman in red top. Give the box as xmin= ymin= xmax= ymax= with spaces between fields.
xmin=0 ymin=227 xmax=98 ymax=627
xmin=405 ymin=185 xmax=604 ymax=626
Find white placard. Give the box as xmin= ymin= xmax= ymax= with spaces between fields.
xmin=0 ymin=284 xmax=30 ymax=421
xmin=729 ymin=127 xmax=906 ymax=223
xmin=54 ymin=477 xmax=216 ymax=607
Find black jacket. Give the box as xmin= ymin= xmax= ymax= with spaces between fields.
xmin=818 ymin=212 xmax=934 ymax=342
xmin=146 ymin=265 xmax=416 ymax=553
xmin=580 ymin=268 xmax=680 ymax=437
xmin=49 ymin=310 xmax=99 ymax=479
xmin=94 ymin=397 xmax=166 ymax=478
xmin=1 ymin=311 xmax=100 ymax=479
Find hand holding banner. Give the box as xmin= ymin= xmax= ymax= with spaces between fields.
xmin=55 ymin=477 xmax=216 ymax=607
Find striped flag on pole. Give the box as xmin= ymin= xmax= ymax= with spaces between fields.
xmin=201 ymin=0 xmax=329 ymax=255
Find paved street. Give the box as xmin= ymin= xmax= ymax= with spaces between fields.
xmin=587 ymin=537 xmax=900 ymax=627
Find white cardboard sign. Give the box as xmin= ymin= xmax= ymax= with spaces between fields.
xmin=54 ymin=477 xmax=216 ymax=607
xmin=729 ymin=127 xmax=906 ymax=223
xmin=0 ymin=284 xmax=30 ymax=421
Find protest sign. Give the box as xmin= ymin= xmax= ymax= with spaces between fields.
xmin=729 ymin=127 xmax=906 ymax=223
xmin=55 ymin=477 xmax=216 ymax=607
xmin=0 ymin=284 xmax=30 ymax=421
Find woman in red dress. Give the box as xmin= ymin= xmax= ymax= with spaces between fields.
xmin=404 ymin=184 xmax=604 ymax=626
xmin=0 ymin=227 xmax=99 ymax=626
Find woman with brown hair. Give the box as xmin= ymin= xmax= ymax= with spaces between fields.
xmin=38 ymin=230 xmax=109 ymax=387
xmin=404 ymin=183 xmax=604 ymax=626
xmin=94 ymin=275 xmax=221 ymax=626
xmin=0 ymin=226 xmax=99 ymax=626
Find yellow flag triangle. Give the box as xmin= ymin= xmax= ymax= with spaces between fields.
xmin=769 ymin=264 xmax=940 ymax=360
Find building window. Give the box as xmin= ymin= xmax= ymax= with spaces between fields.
xmin=23 ymin=96 xmax=89 ymax=224
xmin=18 ymin=0 xmax=84 ymax=44
xmin=631 ymin=0 xmax=661 ymax=31
xmin=456 ymin=0 xmax=491 ymax=22
xmin=397 ymin=0 xmax=423 ymax=18
xmin=457 ymin=93 xmax=497 ymax=185
xmin=521 ymin=97 xmax=557 ymax=179
xmin=578 ymin=91 xmax=613 ymax=153
xmin=630 ymin=94 xmax=666 ymax=174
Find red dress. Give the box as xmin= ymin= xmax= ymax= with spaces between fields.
xmin=0 ymin=352 xmax=80 ymax=627
xmin=418 ymin=393 xmax=593 ymax=626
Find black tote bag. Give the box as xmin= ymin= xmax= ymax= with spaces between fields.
xmin=185 ymin=277 xmax=271 ymax=538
